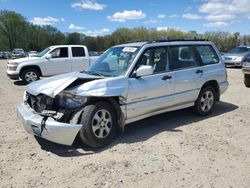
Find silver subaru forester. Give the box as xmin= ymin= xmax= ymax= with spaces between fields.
xmin=17 ymin=39 xmax=229 ymax=148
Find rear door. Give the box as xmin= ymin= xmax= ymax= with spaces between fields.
xmin=71 ymin=47 xmax=90 ymax=71
xmin=168 ymin=45 xmax=202 ymax=105
xmin=44 ymin=47 xmax=71 ymax=76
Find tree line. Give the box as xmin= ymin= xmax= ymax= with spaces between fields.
xmin=0 ymin=10 xmax=250 ymax=53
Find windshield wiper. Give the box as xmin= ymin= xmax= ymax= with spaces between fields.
xmin=83 ymin=70 xmax=105 ymax=77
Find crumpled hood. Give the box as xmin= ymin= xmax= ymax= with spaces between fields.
xmin=9 ymin=57 xmax=40 ymax=64
xmin=65 ymin=76 xmax=128 ymax=98
xmin=26 ymin=72 xmax=128 ymax=99
xmin=26 ymin=72 xmax=100 ymax=97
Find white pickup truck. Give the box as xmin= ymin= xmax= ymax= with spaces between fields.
xmin=7 ymin=45 xmax=98 ymax=83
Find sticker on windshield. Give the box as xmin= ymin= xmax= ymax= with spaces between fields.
xmin=122 ymin=47 xmax=137 ymax=53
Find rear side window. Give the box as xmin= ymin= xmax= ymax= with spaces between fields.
xmin=72 ymin=47 xmax=85 ymax=57
xmin=195 ymin=45 xmax=219 ymax=65
xmin=169 ymin=46 xmax=198 ymax=70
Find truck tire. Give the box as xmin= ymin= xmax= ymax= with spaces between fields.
xmin=79 ymin=101 xmax=117 ymax=148
xmin=20 ymin=69 xmax=40 ymax=84
xmin=244 ymin=74 xmax=250 ymax=87
xmin=194 ymin=86 xmax=216 ymax=116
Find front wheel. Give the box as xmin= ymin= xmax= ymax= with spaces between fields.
xmin=244 ymin=74 xmax=250 ymax=87
xmin=194 ymin=86 xmax=216 ymax=116
xmin=21 ymin=69 xmax=40 ymax=83
xmin=79 ymin=101 xmax=117 ymax=148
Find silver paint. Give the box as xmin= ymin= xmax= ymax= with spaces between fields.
xmin=18 ymin=41 xmax=229 ymax=146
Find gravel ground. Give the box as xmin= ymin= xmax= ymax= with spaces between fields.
xmin=0 ymin=59 xmax=250 ymax=188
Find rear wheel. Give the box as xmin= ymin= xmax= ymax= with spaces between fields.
xmin=79 ymin=101 xmax=117 ymax=148
xmin=21 ymin=69 xmax=40 ymax=83
xmin=244 ymin=74 xmax=250 ymax=87
xmin=194 ymin=86 xmax=216 ymax=116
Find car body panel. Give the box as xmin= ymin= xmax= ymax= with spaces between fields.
xmin=126 ymin=72 xmax=175 ymax=120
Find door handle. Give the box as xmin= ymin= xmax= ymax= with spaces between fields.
xmin=162 ymin=75 xmax=172 ymax=80
xmin=195 ymin=69 xmax=203 ymax=74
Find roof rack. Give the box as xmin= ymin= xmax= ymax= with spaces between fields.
xmin=149 ymin=37 xmax=208 ymax=43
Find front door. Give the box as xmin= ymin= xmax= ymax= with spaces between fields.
xmin=126 ymin=46 xmax=175 ymax=120
xmin=45 ymin=47 xmax=71 ymax=76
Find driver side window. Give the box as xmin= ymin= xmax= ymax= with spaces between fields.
xmin=50 ymin=47 xmax=68 ymax=58
xmin=135 ymin=47 xmax=169 ymax=74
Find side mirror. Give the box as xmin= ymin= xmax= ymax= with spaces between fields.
xmin=45 ymin=54 xmax=52 ymax=59
xmin=135 ymin=65 xmax=153 ymax=78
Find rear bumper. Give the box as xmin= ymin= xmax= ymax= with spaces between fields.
xmin=219 ymin=81 xmax=229 ymax=95
xmin=17 ymin=103 xmax=82 ymax=146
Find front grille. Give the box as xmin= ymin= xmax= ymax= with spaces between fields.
xmin=225 ymin=57 xmax=232 ymax=60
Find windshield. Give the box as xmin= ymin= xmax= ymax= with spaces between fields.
xmin=85 ymin=46 xmax=140 ymax=77
xmin=37 ymin=47 xmax=51 ymax=57
xmin=228 ymin=47 xmax=250 ymax=54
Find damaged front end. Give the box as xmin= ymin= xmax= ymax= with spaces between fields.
xmin=17 ymin=91 xmax=87 ymax=145
xmin=17 ymin=71 xmax=128 ymax=146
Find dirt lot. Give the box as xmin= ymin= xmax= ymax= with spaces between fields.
xmin=0 ymin=59 xmax=250 ymax=188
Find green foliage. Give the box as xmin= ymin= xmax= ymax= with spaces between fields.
xmin=0 ymin=10 xmax=250 ymax=53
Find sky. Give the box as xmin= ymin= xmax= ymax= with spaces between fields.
xmin=1 ymin=0 xmax=250 ymax=36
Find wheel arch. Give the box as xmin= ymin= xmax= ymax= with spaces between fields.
xmin=86 ymin=96 xmax=126 ymax=131
xmin=200 ymin=80 xmax=220 ymax=101
xmin=20 ymin=65 xmax=42 ymax=77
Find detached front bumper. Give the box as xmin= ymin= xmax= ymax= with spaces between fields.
xmin=17 ymin=103 xmax=82 ymax=146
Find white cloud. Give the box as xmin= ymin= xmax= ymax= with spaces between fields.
xmin=182 ymin=13 xmax=202 ymax=20
xmin=83 ymin=28 xmax=110 ymax=36
xmin=203 ymin=21 xmax=228 ymax=28
xmin=169 ymin=14 xmax=178 ymax=18
xmin=30 ymin=16 xmax=62 ymax=26
xmin=199 ymin=0 xmax=250 ymax=17
xmin=205 ymin=14 xmax=235 ymax=21
xmin=107 ymin=10 xmax=146 ymax=22
xmin=61 ymin=18 xmax=65 ymax=22
xmin=199 ymin=0 xmax=250 ymax=15
xmin=71 ymin=0 xmax=106 ymax=11
xmin=157 ymin=14 xmax=166 ymax=19
xmin=68 ymin=24 xmax=84 ymax=30
xmin=157 ymin=27 xmax=168 ymax=31
xmin=199 ymin=0 xmax=250 ymax=29
xmin=100 ymin=28 xmax=110 ymax=32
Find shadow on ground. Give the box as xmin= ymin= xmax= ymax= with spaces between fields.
xmin=35 ymin=101 xmax=238 ymax=157
xmin=14 ymin=80 xmax=26 ymax=86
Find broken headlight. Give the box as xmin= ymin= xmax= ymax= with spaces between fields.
xmin=57 ymin=95 xmax=87 ymax=109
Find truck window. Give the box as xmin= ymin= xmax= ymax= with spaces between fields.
xmin=50 ymin=47 xmax=68 ymax=58
xmin=72 ymin=47 xmax=85 ymax=57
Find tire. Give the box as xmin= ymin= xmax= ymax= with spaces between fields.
xmin=244 ymin=74 xmax=250 ymax=87
xmin=20 ymin=69 xmax=40 ymax=84
xmin=194 ymin=86 xmax=216 ymax=116
xmin=79 ymin=101 xmax=117 ymax=148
